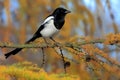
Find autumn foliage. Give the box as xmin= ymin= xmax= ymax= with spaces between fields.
xmin=0 ymin=0 xmax=120 ymax=80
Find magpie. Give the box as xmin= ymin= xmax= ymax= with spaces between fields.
xmin=5 ymin=7 xmax=71 ymax=59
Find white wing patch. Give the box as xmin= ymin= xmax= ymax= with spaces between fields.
xmin=43 ymin=16 xmax=54 ymax=24
xmin=40 ymin=18 xmax=59 ymax=38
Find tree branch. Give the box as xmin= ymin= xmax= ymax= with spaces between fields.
xmin=0 ymin=39 xmax=105 ymax=48
xmin=0 ymin=39 xmax=120 ymax=69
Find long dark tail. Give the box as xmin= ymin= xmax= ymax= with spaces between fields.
xmin=5 ymin=35 xmax=38 ymax=59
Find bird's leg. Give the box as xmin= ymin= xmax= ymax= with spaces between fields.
xmin=43 ymin=38 xmax=51 ymax=48
xmin=43 ymin=38 xmax=49 ymax=44
xmin=50 ymin=37 xmax=57 ymax=43
xmin=50 ymin=37 xmax=60 ymax=47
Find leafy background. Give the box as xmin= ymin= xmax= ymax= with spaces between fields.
xmin=0 ymin=0 xmax=120 ymax=80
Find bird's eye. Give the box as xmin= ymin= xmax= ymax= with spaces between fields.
xmin=61 ymin=10 xmax=66 ymax=13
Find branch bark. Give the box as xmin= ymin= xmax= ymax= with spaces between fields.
xmin=0 ymin=39 xmax=105 ymax=48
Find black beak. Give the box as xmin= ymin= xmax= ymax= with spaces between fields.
xmin=65 ymin=10 xmax=71 ymax=14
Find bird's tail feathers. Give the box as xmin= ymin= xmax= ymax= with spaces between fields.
xmin=5 ymin=48 xmax=22 ymax=59
xmin=5 ymin=35 xmax=38 ymax=59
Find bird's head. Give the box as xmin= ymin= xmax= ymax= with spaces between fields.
xmin=52 ymin=7 xmax=71 ymax=18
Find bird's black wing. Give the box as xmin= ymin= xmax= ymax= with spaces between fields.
xmin=25 ymin=24 xmax=45 ymax=43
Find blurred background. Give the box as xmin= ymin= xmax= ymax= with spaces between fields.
xmin=0 ymin=0 xmax=120 ymax=74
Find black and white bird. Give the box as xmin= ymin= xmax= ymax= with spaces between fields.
xmin=5 ymin=7 xmax=71 ymax=59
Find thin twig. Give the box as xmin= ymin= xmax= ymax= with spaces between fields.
xmin=40 ymin=48 xmax=45 ymax=67
xmin=59 ymin=47 xmax=66 ymax=73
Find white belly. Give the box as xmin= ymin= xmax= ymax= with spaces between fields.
xmin=40 ymin=20 xmax=59 ymax=38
